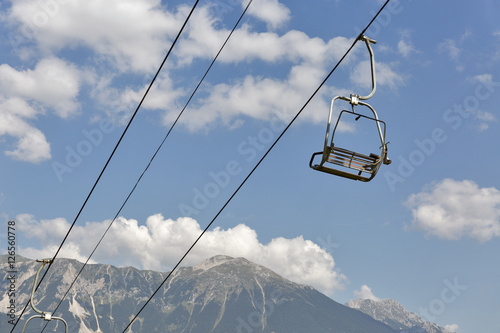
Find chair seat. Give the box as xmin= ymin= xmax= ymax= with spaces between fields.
xmin=327 ymin=146 xmax=380 ymax=174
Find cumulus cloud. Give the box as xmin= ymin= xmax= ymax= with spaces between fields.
xmin=177 ymin=9 xmax=350 ymax=67
xmin=245 ymin=0 xmax=291 ymax=30
xmin=75 ymin=0 xmax=352 ymax=129
xmin=174 ymin=6 xmax=350 ymax=68
xmin=90 ymin=72 xmax=185 ymax=125
xmin=168 ymin=29 xmax=353 ymax=129
xmin=353 ymin=285 xmax=380 ymax=301
xmin=112 ymin=13 xmax=353 ymax=130
xmin=174 ymin=70 xmax=332 ymax=130
xmin=0 ymin=58 xmax=81 ymax=118
xmin=0 ymin=97 xmax=51 ymax=163
xmin=8 ymin=0 xmax=184 ymax=72
xmin=0 ymin=57 xmax=82 ymax=162
xmin=396 ymin=30 xmax=416 ymax=58
xmin=6 ymin=0 xmax=288 ymax=71
xmin=16 ymin=213 xmax=347 ymax=295
xmin=405 ymin=179 xmax=500 ymax=242
xmin=174 ymin=9 xmax=354 ymax=128
xmin=3 ymin=0 xmax=366 ymax=135
xmin=8 ymin=0 xmax=290 ymax=72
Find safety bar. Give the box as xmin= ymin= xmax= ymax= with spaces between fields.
xmin=322 ymin=99 xmax=386 ymax=165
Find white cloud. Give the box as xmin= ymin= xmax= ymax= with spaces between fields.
xmin=173 ymin=6 xmax=228 ymax=65
xmin=353 ymin=285 xmax=380 ymax=301
xmin=471 ymin=109 xmax=496 ymax=131
xmin=397 ymin=30 xmax=416 ymax=58
xmin=350 ymin=60 xmax=404 ymax=90
xmin=405 ymin=179 xmax=500 ymax=242
xmin=0 ymin=57 xmax=82 ymax=163
xmin=16 ymin=214 xmax=69 ymax=240
xmin=461 ymin=75 xmax=498 ymax=130
xmin=90 ymin=72 xmax=185 ymax=125
xmin=245 ymin=0 xmax=291 ymax=30
xmin=16 ymin=213 xmax=347 ymax=295
xmin=149 ymin=5 xmax=354 ymax=130
xmin=472 ymin=73 xmax=495 ymax=84
xmin=469 ymin=75 xmax=498 ymax=131
xmin=8 ymin=0 xmax=184 ymax=72
xmin=0 ymin=58 xmax=81 ymax=118
xmin=437 ymin=38 xmax=465 ymax=71
xmin=174 ymin=70 xmax=333 ymax=130
xmin=4 ymin=0 xmax=363 ymax=134
xmin=7 ymin=0 xmax=290 ymax=71
xmin=6 ymin=0 xmax=356 ymax=132
xmin=179 ymin=14 xmax=350 ymax=66
xmin=174 ymin=5 xmax=347 ymax=66
xmin=144 ymin=25 xmax=353 ymax=129
xmin=398 ymin=39 xmax=415 ymax=58
xmin=0 ymin=97 xmax=51 ymax=163
xmin=444 ymin=324 xmax=460 ymax=332
xmin=438 ymin=39 xmax=460 ymax=61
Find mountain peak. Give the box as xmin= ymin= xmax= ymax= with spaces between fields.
xmin=193 ymin=254 xmax=235 ymax=271
xmin=346 ymin=298 xmax=451 ymax=333
xmin=0 ymin=256 xmax=397 ymax=333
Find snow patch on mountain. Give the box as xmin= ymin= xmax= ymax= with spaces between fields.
xmin=69 ymin=294 xmax=90 ymax=319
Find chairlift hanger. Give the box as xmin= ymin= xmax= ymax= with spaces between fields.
xmin=22 ymin=259 xmax=69 ymax=333
xmin=310 ymin=35 xmax=391 ymax=182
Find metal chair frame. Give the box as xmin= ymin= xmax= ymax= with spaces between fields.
xmin=310 ymin=35 xmax=390 ymax=182
xmin=22 ymin=259 xmax=68 ymax=333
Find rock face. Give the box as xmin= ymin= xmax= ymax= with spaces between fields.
xmin=346 ymin=298 xmax=451 ymax=333
xmin=1 ymin=255 xmax=396 ymax=333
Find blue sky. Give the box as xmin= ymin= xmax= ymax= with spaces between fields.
xmin=1 ymin=0 xmax=500 ymax=332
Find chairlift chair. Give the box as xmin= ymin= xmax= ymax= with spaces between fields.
xmin=310 ymin=35 xmax=391 ymax=182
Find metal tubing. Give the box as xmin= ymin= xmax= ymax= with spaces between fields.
xmin=322 ymin=95 xmax=350 ymax=163
xmin=28 ymin=259 xmax=51 ymax=315
xmin=358 ymin=36 xmax=377 ymax=101
xmin=313 ymin=34 xmax=389 ymax=178
xmin=22 ymin=259 xmax=69 ymax=333
xmin=357 ymin=101 xmax=385 ymax=146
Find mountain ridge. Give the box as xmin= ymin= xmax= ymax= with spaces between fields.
xmin=346 ymin=298 xmax=452 ymax=333
xmin=1 ymin=255 xmax=449 ymax=332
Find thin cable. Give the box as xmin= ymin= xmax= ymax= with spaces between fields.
xmin=11 ymin=2 xmax=200 ymax=333
xmin=39 ymin=1 xmax=254 ymax=330
xmin=120 ymin=1 xmax=392 ymax=331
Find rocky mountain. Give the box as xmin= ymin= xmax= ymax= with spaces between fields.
xmin=1 ymin=254 xmax=395 ymax=332
xmin=1 ymin=255 xmax=449 ymax=333
xmin=346 ymin=298 xmax=451 ymax=333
